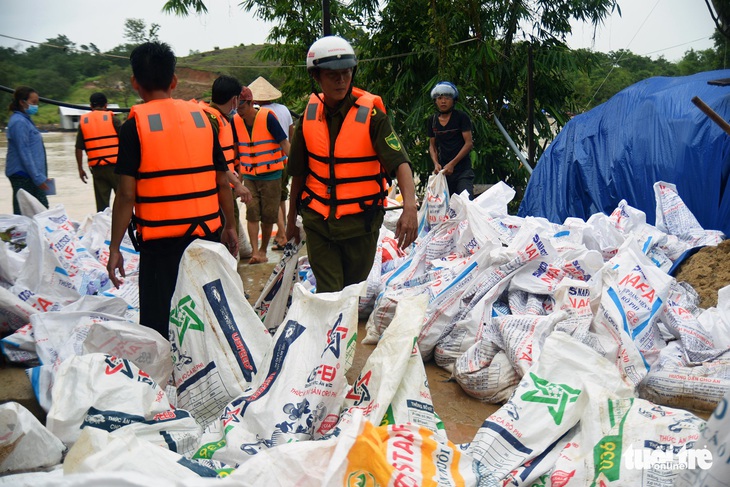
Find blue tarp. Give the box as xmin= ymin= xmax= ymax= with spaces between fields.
xmin=518 ymin=70 xmax=730 ymax=237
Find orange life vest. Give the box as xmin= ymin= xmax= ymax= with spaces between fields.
xmin=79 ymin=110 xmax=119 ymax=167
xmin=200 ymin=103 xmax=238 ymax=175
xmin=233 ymin=108 xmax=287 ymax=176
xmin=300 ymin=87 xmax=388 ymax=219
xmin=130 ymin=98 xmax=222 ymax=241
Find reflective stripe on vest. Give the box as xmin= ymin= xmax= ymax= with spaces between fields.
xmin=300 ymin=88 xmax=388 ymax=219
xmin=200 ymin=104 xmax=237 ymax=174
xmin=130 ymin=99 xmax=222 ymax=241
xmin=233 ymin=108 xmax=286 ymax=175
xmin=79 ymin=110 xmax=119 ymax=166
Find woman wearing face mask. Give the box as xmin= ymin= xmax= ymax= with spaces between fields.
xmin=5 ymin=86 xmax=51 ymax=214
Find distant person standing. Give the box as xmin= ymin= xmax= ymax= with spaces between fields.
xmin=428 ymin=81 xmax=475 ymax=198
xmin=248 ymin=76 xmax=294 ymax=250
xmin=75 ymin=92 xmax=121 ymax=212
xmin=232 ymin=86 xmax=290 ymax=264
xmin=5 ymin=86 xmax=51 ymax=214
xmin=107 ymin=42 xmax=238 ymax=339
xmin=199 ymin=75 xmax=253 ymax=252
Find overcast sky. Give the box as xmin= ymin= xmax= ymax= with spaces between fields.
xmin=0 ymin=0 xmax=719 ymax=63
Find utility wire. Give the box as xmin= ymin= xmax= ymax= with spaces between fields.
xmin=584 ymin=0 xmax=662 ymax=110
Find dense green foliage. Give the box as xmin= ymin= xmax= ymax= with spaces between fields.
xmin=1 ymin=8 xmax=725 ymax=204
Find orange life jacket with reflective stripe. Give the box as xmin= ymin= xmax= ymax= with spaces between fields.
xmin=79 ymin=110 xmax=119 ymax=167
xmin=199 ymin=103 xmax=237 ymax=175
xmin=300 ymin=87 xmax=388 ymax=219
xmin=233 ymin=108 xmax=287 ymax=175
xmin=130 ymin=98 xmax=222 ymax=241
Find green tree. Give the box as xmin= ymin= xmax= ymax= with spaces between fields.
xmin=163 ymin=0 xmax=620 ymax=205
xmin=123 ymin=18 xmax=161 ymax=44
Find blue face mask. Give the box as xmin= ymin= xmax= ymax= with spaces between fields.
xmin=229 ymin=106 xmax=237 ymax=117
xmin=26 ymin=104 xmax=39 ymax=116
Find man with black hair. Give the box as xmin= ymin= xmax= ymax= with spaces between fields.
xmin=428 ymin=81 xmax=474 ymax=198
xmin=199 ymin=75 xmax=252 ymax=250
xmin=107 ymin=41 xmax=238 ymax=339
xmin=75 ymin=92 xmax=121 ymax=211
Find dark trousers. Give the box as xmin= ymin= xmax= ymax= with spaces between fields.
xmin=302 ymin=209 xmax=382 ymax=294
xmin=138 ymin=233 xmax=220 ymax=339
xmin=446 ymin=168 xmax=475 ymax=199
xmin=90 ymin=164 xmax=120 ymax=212
xmin=8 ymin=175 xmax=48 ymax=214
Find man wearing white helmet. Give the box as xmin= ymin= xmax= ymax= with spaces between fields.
xmin=428 ymin=81 xmax=474 ymax=198
xmin=285 ymin=35 xmax=418 ymax=293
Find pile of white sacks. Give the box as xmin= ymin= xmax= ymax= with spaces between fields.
xmin=1 ymin=181 xmax=729 ymax=486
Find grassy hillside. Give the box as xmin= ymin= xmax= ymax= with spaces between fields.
xmin=17 ymin=44 xmax=286 ymax=126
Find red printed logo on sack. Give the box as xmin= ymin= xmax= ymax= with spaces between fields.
xmin=317 ymin=414 xmax=340 ymax=435
xmin=550 ymin=469 xmax=576 ymax=487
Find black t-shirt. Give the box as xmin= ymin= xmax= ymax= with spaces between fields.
xmin=115 ymin=117 xmax=227 ymax=176
xmin=427 ymin=109 xmax=473 ymax=173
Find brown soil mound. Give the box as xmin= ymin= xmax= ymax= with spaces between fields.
xmin=674 ymin=239 xmax=730 ymax=309
xmin=174 ymin=67 xmax=219 ymax=101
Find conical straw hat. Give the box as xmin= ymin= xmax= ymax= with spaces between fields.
xmin=248 ymin=76 xmax=282 ymax=102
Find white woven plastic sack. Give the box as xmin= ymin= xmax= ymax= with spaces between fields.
xmin=467 ymin=331 xmax=633 ymax=484
xmin=675 ymin=388 xmax=730 ymax=487
xmin=15 ymin=188 xmax=49 ymax=217
xmin=555 ymin=395 xmax=705 ymax=486
xmin=340 ymin=294 xmax=441 ymax=434
xmin=654 ymin=181 xmax=725 ymax=246
xmin=75 ymin=208 xmax=140 ymax=276
xmin=193 ymin=282 xmax=363 ymax=467
xmin=0 ymin=215 xmax=79 ymax=334
xmin=169 ymin=240 xmax=272 ymax=429
xmin=0 ymin=401 xmax=65 ymax=473
xmin=253 ymin=239 xmax=304 ymax=332
xmin=417 ymin=171 xmax=450 ymax=237
xmin=34 ymin=206 xmax=112 ymax=295
xmin=64 ymin=427 xmax=216 ymax=480
xmin=47 ymin=353 xmax=172 ymax=447
xmin=592 ymin=239 xmax=673 ymax=386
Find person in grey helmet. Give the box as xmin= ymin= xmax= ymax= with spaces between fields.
xmin=285 ymin=35 xmax=418 ymax=293
xmin=428 ymin=81 xmax=475 ymax=198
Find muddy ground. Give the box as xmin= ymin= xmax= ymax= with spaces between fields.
xmin=674 ymin=238 xmax=730 ymax=309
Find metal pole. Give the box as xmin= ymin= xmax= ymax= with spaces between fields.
xmin=322 ymin=0 xmax=331 ymax=36
xmin=493 ymin=114 xmax=533 ymax=175
xmin=527 ymin=43 xmax=535 ymax=167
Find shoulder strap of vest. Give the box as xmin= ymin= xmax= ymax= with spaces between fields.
xmin=351 ymin=86 xmax=386 ymax=114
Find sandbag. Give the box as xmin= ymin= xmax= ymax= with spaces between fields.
xmin=169 ymin=240 xmax=272 ymax=429
xmin=0 ymin=401 xmax=65 ymax=473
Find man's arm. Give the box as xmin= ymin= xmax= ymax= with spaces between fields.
xmin=285 ymin=175 xmax=304 ymax=243
xmin=217 ymin=170 xmax=239 ymax=257
xmin=394 ymin=162 xmax=418 ymax=249
xmin=107 ymin=175 xmax=136 ymax=288
xmin=429 ymin=137 xmax=441 ymax=174
xmin=280 ymin=138 xmax=291 ymax=157
xmin=75 ymin=148 xmax=88 ymax=184
xmin=75 ymin=128 xmax=88 ymax=183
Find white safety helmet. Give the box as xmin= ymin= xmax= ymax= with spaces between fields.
xmin=306 ymin=36 xmax=358 ymax=72
xmin=430 ymin=81 xmax=459 ymax=100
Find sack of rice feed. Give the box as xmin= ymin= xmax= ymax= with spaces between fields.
xmin=170 ymin=240 xmax=272 ymax=430
xmin=192 ymin=282 xmax=363 ymax=467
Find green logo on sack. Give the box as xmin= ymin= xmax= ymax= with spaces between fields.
xmin=385 ymin=132 xmax=402 ymax=151
xmin=170 ymin=295 xmax=205 ymax=345
xmin=347 ymin=471 xmax=379 ymax=487
xmin=520 ymin=372 xmax=581 ymax=425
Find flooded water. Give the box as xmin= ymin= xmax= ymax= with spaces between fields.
xmin=0 ymin=131 xmax=97 ymax=221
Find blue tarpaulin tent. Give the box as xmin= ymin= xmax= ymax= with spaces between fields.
xmin=518 ymin=70 xmax=730 ymax=237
